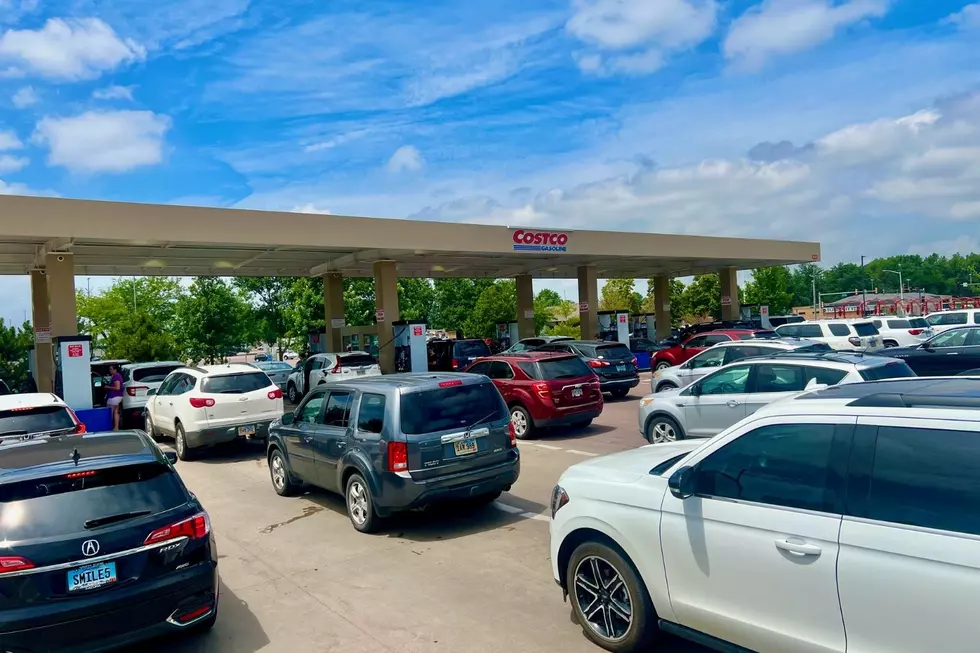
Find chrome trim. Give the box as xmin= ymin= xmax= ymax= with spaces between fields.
xmin=843 ymin=515 xmax=980 ymax=542
xmin=556 ymin=402 xmax=601 ymax=411
xmin=440 ymin=427 xmax=489 ymax=444
xmin=0 ymin=537 xmax=189 ymax=578
xmin=166 ymin=605 xmax=214 ymax=628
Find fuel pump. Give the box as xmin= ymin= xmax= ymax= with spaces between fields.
xmin=597 ymin=310 xmax=630 ymax=344
xmin=613 ymin=311 xmax=630 ymax=345
xmin=393 ymin=320 xmax=428 ymax=373
xmin=495 ymin=320 xmax=519 ymax=350
xmin=597 ymin=311 xmax=615 ymax=340
xmin=52 ymin=335 xmax=92 ymax=410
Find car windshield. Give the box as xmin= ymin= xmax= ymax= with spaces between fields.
xmin=853 ymin=322 xmax=879 ymax=336
xmin=594 ymin=344 xmax=633 ymax=361
xmin=203 ymin=372 xmax=271 ymax=394
xmin=255 ymin=362 xmax=292 ymax=372
xmin=131 ymin=364 xmax=183 ymax=383
xmin=454 ymin=341 xmax=492 ymax=357
xmin=859 ymin=361 xmax=917 ymax=381
xmin=520 ymin=357 xmax=593 ymax=380
xmin=399 ymin=382 xmax=507 ymax=434
xmin=0 ymin=406 xmax=75 ymax=439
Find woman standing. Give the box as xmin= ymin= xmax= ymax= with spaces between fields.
xmin=106 ymin=363 xmax=124 ymax=430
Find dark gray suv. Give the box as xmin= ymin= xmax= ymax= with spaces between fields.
xmin=265 ymin=373 xmax=521 ymax=532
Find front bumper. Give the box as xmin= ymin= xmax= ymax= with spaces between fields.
xmin=186 ymin=419 xmax=275 ymax=449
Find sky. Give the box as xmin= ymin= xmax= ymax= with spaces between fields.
xmin=2 ymin=0 xmax=980 ymax=324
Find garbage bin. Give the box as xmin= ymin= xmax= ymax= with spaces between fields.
xmin=75 ymin=407 xmax=113 ymax=433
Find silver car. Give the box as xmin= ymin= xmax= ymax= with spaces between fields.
xmin=638 ymin=352 xmax=916 ymax=443
xmin=252 ymin=361 xmax=294 ymax=391
xmin=650 ymin=338 xmax=831 ymax=393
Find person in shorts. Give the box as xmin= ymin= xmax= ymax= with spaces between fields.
xmin=106 ymin=363 xmax=124 ymax=430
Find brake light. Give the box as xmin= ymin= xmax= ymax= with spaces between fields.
xmin=68 ymin=408 xmax=86 ymax=434
xmin=909 ymin=329 xmax=924 ymax=335
xmin=174 ymin=605 xmax=213 ymax=624
xmin=330 ymin=358 xmax=341 ymax=374
xmin=532 ymin=381 xmax=552 ymax=401
xmin=452 ymin=358 xmax=459 ymax=370
xmin=189 ymin=397 xmax=215 ymax=409
xmin=588 ymin=359 xmax=610 ymax=368
xmin=387 ymin=441 xmax=408 ymax=472
xmin=0 ymin=556 xmax=33 ymax=574
xmin=126 ymin=386 xmax=148 ymax=397
xmin=439 ymin=380 xmax=463 ymax=387
xmin=631 ymin=357 xmax=638 ymax=367
xmin=268 ymin=388 xmax=283 ymax=400
xmin=66 ymin=470 xmax=97 ymax=479
xmin=848 ymin=336 xmax=862 ymax=347
xmin=508 ymin=422 xmax=517 ymax=447
xmin=144 ymin=512 xmax=210 ymax=545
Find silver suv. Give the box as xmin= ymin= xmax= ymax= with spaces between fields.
xmin=651 ymin=338 xmax=831 ymax=393
xmin=638 ymin=352 xmax=916 ymax=443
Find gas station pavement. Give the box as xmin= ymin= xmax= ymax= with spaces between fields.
xmin=135 ymin=373 xmax=709 ymax=653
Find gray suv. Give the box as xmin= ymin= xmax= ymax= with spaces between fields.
xmin=266 ymin=373 xmax=520 ymax=532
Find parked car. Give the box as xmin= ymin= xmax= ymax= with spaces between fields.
xmin=925 ymin=308 xmax=980 ymax=334
xmin=144 ymin=364 xmax=284 ymax=460
xmin=534 ymin=340 xmax=639 ymax=398
xmin=0 ymin=430 xmax=218 ymax=651
xmin=0 ymin=393 xmax=86 ymax=445
xmin=465 ymin=352 xmax=602 ymax=440
xmin=551 ymin=376 xmax=980 ymax=653
xmin=120 ymin=361 xmax=184 ymax=428
xmin=282 ymin=350 xmax=299 ymax=360
xmin=285 ymin=352 xmax=381 ymax=403
xmin=869 ymin=316 xmax=934 ymax=347
xmin=638 ymin=352 xmax=915 ymax=442
xmin=650 ymin=329 xmax=776 ymax=372
xmin=503 ymin=336 xmax=574 ymax=353
xmin=253 ymin=353 xmax=271 ymax=362
xmin=774 ymin=319 xmax=884 ymax=351
xmin=883 ymin=325 xmax=980 ymax=376
xmin=251 ymin=360 xmax=294 ymax=391
xmin=90 ymin=359 xmax=131 ymax=408
xmin=266 ymin=374 xmax=520 ymax=533
xmin=764 ymin=313 xmax=805 ymax=327
xmin=651 ymin=338 xmax=832 ymax=392
xmin=427 ymin=338 xmax=493 ymax=371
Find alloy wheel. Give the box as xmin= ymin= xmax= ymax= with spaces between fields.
xmin=271 ymin=453 xmax=286 ymax=490
xmin=176 ymin=430 xmax=185 ymax=456
xmin=511 ymin=409 xmax=528 ymax=438
xmin=651 ymin=421 xmax=676 ymax=443
xmin=348 ymin=480 xmax=369 ymax=526
xmin=574 ymin=555 xmax=634 ymax=643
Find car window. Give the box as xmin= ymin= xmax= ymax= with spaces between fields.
xmin=828 ymin=324 xmax=850 ymax=337
xmin=859 ymin=360 xmax=917 ymax=381
xmin=0 ymin=405 xmax=75 ymax=441
xmin=929 ymin=312 xmax=968 ymax=326
xmin=132 ymin=365 xmax=183 ymax=383
xmin=321 ymin=392 xmax=353 ymax=428
xmin=297 ymin=392 xmax=326 ymax=424
xmin=489 ymin=361 xmax=514 ymax=380
xmin=885 ymin=319 xmax=910 ymax=329
xmin=695 ymin=423 xmax=842 ymax=513
xmin=698 ymin=365 xmax=751 ymax=395
xmin=689 ymin=347 xmax=727 ymax=369
xmin=804 ymin=366 xmax=848 ymax=386
xmin=798 ymin=325 xmax=824 ymax=338
xmin=509 ymin=343 xmax=527 ymax=352
xmin=752 ymin=364 xmax=806 ymax=393
xmin=309 ymin=357 xmax=325 ymax=370
xmin=975 ymin=312 xmax=980 ymax=325
xmin=399 ymin=382 xmax=507 ymax=435
xmin=157 ymin=375 xmax=179 ymax=396
xmin=930 ymin=329 xmax=969 ymax=348
xmin=455 ymin=340 xmax=492 ymax=357
xmin=722 ymin=345 xmax=769 ymax=363
xmin=340 ymin=354 xmax=377 ymax=367
xmin=524 ymin=356 xmax=592 ymax=380
xmin=356 ymin=393 xmax=386 ymax=435
xmin=968 ymin=329 xmax=980 ymax=346
xmin=203 ymin=372 xmax=271 ymax=394
xmin=595 ymin=344 xmax=633 ymax=361
xmin=775 ymin=325 xmax=799 ymax=338
xmin=908 ymin=318 xmax=929 ymax=328
xmin=798 ymin=342 xmax=833 ymax=352
xmin=172 ymin=374 xmax=196 ymax=396
xmin=746 ymin=330 xmax=779 ymax=340
xmin=685 ymin=336 xmax=708 ymax=348
xmin=704 ymin=334 xmax=732 ymax=345
xmin=853 ymin=322 xmax=878 ymax=336
xmin=466 ymin=361 xmax=491 ymax=376
xmin=865 ymin=426 xmax=980 ymax=536
xmin=871 ymin=320 xmax=882 ymax=328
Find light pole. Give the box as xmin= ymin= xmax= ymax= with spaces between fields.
xmin=883 ymin=268 xmax=903 ymax=300
xmin=860 ymin=255 xmax=868 ymax=316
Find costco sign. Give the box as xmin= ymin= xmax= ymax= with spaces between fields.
xmin=512 ymin=229 xmax=569 ymax=253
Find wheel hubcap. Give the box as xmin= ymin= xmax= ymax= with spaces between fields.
xmin=348 ymin=481 xmax=368 ymax=525
xmin=176 ymin=431 xmax=185 ymax=455
xmin=511 ymin=410 xmax=527 ymax=436
xmin=652 ymin=422 xmax=676 ymax=443
xmin=574 ymin=555 xmax=633 ymax=642
xmin=271 ymin=455 xmax=285 ymax=489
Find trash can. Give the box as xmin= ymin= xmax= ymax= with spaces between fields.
xmin=75 ymin=407 xmax=113 ymax=433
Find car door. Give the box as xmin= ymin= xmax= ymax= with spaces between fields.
xmin=150 ymin=374 xmax=179 ymax=435
xmin=660 ymin=416 xmax=853 ymax=653
xmin=963 ymin=328 xmax=980 ymax=372
xmin=465 ymin=361 xmax=492 ymax=378
xmin=488 ymin=361 xmax=516 ymax=403
xmin=314 ymin=389 xmax=354 ymax=492
xmin=740 ymin=363 xmax=809 ymax=416
xmin=281 ymin=389 xmax=326 ymax=483
xmin=678 ymin=335 xmax=709 ymax=363
xmin=837 ymin=418 xmax=980 ymax=653
xmin=682 ymin=364 xmax=751 ymax=437
xmin=310 ymin=355 xmax=332 ymax=387
xmin=351 ymin=392 xmax=387 ymax=483
xmin=679 ymin=346 xmax=728 ymax=385
xmin=914 ymin=328 xmax=971 ymax=375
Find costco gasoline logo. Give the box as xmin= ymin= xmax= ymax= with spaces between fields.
xmin=512 ymin=229 xmax=569 ymax=253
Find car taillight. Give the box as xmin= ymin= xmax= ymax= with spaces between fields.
xmin=330 ymin=359 xmax=341 ymax=374
xmin=848 ymin=336 xmax=862 ymax=347
xmin=631 ymin=357 xmax=638 ymax=367
xmin=189 ymin=397 xmax=215 ymax=409
xmin=144 ymin=512 xmax=210 ymax=546
xmin=908 ymin=329 xmax=923 ymax=335
xmin=126 ymin=386 xmax=148 ymax=397
xmin=439 ymin=380 xmax=463 ymax=387
xmin=68 ymin=408 xmax=86 ymax=434
xmin=66 ymin=470 xmax=97 ymax=479
xmin=532 ymin=381 xmax=552 ymax=401
xmin=588 ymin=359 xmax=610 ymax=368
xmin=452 ymin=358 xmax=459 ymax=370
xmin=387 ymin=441 xmax=408 ymax=472
xmin=508 ymin=422 xmax=517 ymax=447
xmin=268 ymin=388 xmax=283 ymax=400
xmin=0 ymin=556 xmax=34 ymax=574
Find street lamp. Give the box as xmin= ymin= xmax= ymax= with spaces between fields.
xmin=882 ymin=269 xmax=903 ymax=300
xmin=860 ymin=256 xmax=868 ymax=316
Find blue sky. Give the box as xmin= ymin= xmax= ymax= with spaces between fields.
xmin=1 ymin=0 xmax=980 ymax=323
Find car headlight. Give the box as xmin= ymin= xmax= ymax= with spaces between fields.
xmin=551 ymin=485 xmax=569 ymax=518
xmin=653 ymin=369 xmax=662 ymax=377
xmin=639 ymin=397 xmax=656 ymax=407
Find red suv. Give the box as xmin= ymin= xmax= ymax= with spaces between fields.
xmin=651 ymin=328 xmax=778 ymax=371
xmin=464 ymin=352 xmax=602 ymax=440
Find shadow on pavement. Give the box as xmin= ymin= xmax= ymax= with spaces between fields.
xmin=536 ymin=423 xmax=617 ymax=443
xmin=189 ymin=440 xmax=267 ymax=465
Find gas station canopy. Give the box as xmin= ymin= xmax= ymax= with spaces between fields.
xmin=0 ymin=195 xmax=820 ymax=278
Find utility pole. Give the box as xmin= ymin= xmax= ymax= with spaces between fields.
xmin=883 ymin=268 xmax=903 ymax=301
xmin=860 ymin=256 xmax=868 ymax=317
xmin=811 ymin=276 xmax=817 ymax=316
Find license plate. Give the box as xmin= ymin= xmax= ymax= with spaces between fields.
xmin=454 ymin=439 xmax=478 ymax=456
xmin=617 ymin=365 xmax=626 ymax=372
xmin=572 ymin=388 xmax=583 ymax=397
xmin=238 ymin=425 xmax=256 ymax=436
xmin=67 ymin=562 xmax=116 ymax=592
xmin=357 ymin=369 xmax=365 ymax=376
xmin=135 ymin=388 xmax=147 ymax=396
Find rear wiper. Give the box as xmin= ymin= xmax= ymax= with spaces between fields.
xmin=84 ymin=510 xmax=152 ymax=529
xmin=465 ymin=409 xmax=502 ymax=433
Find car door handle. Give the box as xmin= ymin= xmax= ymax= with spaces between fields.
xmin=337 ymin=441 xmax=347 ymax=448
xmin=726 ymin=400 xmax=740 ymax=407
xmin=303 ymin=436 xmax=313 ymax=444
xmin=775 ymin=538 xmax=821 ymax=557
xmin=239 ymin=396 xmax=249 ymax=401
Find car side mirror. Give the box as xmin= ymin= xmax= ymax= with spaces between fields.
xmin=146 ymin=388 xmax=157 ymax=397
xmin=165 ymin=450 xmax=178 ymax=465
xmin=921 ymin=342 xmax=933 ymax=351
xmin=281 ymin=412 xmax=295 ymax=426
xmin=688 ymin=383 xmax=702 ymax=396
xmin=668 ymin=466 xmax=698 ymax=500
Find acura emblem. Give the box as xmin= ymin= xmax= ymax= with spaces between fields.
xmin=81 ymin=539 xmax=100 ymax=557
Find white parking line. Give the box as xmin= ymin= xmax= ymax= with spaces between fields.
xmin=565 ymin=449 xmax=599 ymax=457
xmin=532 ymin=444 xmax=562 ymax=450
xmin=493 ymin=501 xmax=551 ymax=522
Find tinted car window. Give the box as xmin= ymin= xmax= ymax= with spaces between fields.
xmin=399 ymin=382 xmax=507 ymax=435
xmin=171 ymin=374 xmax=196 ymax=395
xmin=0 ymin=406 xmax=74 ymax=440
xmin=828 ymin=324 xmax=851 ymax=337
xmin=489 ymin=361 xmax=514 ymax=380
xmin=203 ymin=372 xmax=271 ymax=394
xmin=886 ymin=319 xmax=911 ymax=329
xmin=798 ymin=342 xmax=833 ymax=352
xmin=523 ymin=357 xmax=592 ymax=380
xmin=690 ymin=347 xmax=727 ymax=369
xmin=798 ymin=325 xmax=824 ymax=338
xmin=859 ymin=360 xmax=916 ymax=381
xmin=704 ymin=334 xmax=732 ymax=345
xmin=722 ymin=345 xmax=768 ymax=363
xmin=698 ymin=365 xmax=751 ymax=395
xmin=356 ymin=393 xmax=386 ymax=434
xmin=595 ymin=344 xmax=633 ymax=361
xmin=805 ymin=366 xmax=848 ymax=386
xmin=466 ymin=361 xmax=491 ymax=376
xmin=866 ymin=426 xmax=980 ymax=536
xmin=928 ymin=312 xmax=967 ymax=326
xmin=454 ymin=340 xmax=492 ymax=357
xmin=853 ymin=322 xmax=878 ymax=336
xmin=297 ymin=392 xmax=325 ymax=423
xmin=322 ymin=392 xmax=352 ymax=427
xmin=696 ymin=423 xmax=841 ymax=513
xmin=753 ymin=364 xmax=806 ymax=393
xmin=0 ymin=463 xmax=187 ymax=540
xmin=685 ymin=336 xmax=708 ymax=348
xmin=930 ymin=329 xmax=969 ymax=348
xmin=908 ymin=318 xmax=929 ymax=328
xmin=131 ymin=365 xmax=183 ymax=383
xmin=339 ymin=354 xmax=377 ymax=367
xmin=776 ymin=325 xmax=799 ymax=338
xmin=255 ymin=362 xmax=292 ymax=372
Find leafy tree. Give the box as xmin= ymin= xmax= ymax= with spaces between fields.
xmin=175 ymin=278 xmax=251 ymax=364
xmin=344 ymin=278 xmax=376 ymax=327
xmin=743 ymin=266 xmax=794 ymax=315
xmin=599 ymin=279 xmax=642 ymax=314
xmin=542 ymin=323 xmax=580 ymax=338
xmin=668 ymin=279 xmax=687 ymax=327
xmin=0 ymin=320 xmax=34 ymax=390
xmin=284 ymin=276 xmax=325 ymax=352
xmin=535 ymin=288 xmax=562 ymax=308
xmin=233 ymin=277 xmax=292 ymax=357
xmin=398 ymin=278 xmax=435 ymax=323
xmin=462 ymin=281 xmax=516 ymax=340
xmin=682 ymin=274 xmax=721 ymax=321
xmin=431 ymin=279 xmax=495 ymax=331
xmin=788 ymin=264 xmax=823 ymax=308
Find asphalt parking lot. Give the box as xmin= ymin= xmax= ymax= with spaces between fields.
xmin=135 ymin=373 xmax=708 ymax=653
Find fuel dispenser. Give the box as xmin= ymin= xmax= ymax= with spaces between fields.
xmin=393 ymin=320 xmax=428 ymax=373
xmin=597 ymin=310 xmax=630 ymax=344
xmin=495 ymin=320 xmax=519 ymax=350
xmin=53 ymin=335 xmax=92 ymax=410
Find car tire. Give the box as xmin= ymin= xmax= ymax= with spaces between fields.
xmin=345 ymin=473 xmax=380 ymax=534
xmin=654 ymin=361 xmax=672 ymax=371
xmin=883 ymin=340 xmax=898 ymax=348
xmin=610 ymin=388 xmax=630 ymax=400
xmin=175 ymin=423 xmax=196 ymax=461
xmin=144 ymin=413 xmax=158 ymax=440
xmin=287 ymin=383 xmax=299 ymax=403
xmin=510 ymin=405 xmax=535 ymax=440
xmin=645 ymin=415 xmax=683 ymax=444
xmin=268 ymin=448 xmax=296 ymax=497
xmin=567 ymin=541 xmax=659 ymax=653
xmin=654 ymin=382 xmax=677 ymax=393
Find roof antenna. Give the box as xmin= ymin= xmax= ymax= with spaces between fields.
xmin=70 ymin=448 xmax=81 ymax=466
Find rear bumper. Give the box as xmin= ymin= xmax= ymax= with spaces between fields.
xmin=534 ymin=406 xmax=603 ymax=428
xmin=0 ymin=563 xmax=217 ymax=653
xmin=598 ymin=376 xmax=640 ymax=392
xmin=375 ymin=452 xmax=521 ymax=516
xmin=186 ymin=419 xmax=276 ymax=449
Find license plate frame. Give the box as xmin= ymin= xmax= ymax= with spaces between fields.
xmin=238 ymin=424 xmax=256 ymax=437
xmin=571 ymin=387 xmax=583 ymax=398
xmin=67 ymin=562 xmax=117 ymax=593
xmin=454 ymin=438 xmax=478 ymax=456
xmin=616 ymin=364 xmax=627 ymax=372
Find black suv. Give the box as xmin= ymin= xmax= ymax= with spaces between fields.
xmin=0 ymin=431 xmax=218 ymax=652
xmin=426 ymin=339 xmax=493 ymax=371
xmin=535 ymin=340 xmax=640 ymax=398
xmin=266 ymin=373 xmax=520 ymax=533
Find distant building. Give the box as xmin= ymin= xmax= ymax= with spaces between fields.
xmin=793 ymin=292 xmax=952 ymax=319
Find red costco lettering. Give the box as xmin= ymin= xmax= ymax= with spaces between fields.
xmin=512 ymin=230 xmax=569 ymax=246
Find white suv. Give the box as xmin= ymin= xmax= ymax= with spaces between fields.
xmin=775 ymin=319 xmax=883 ymax=351
xmin=286 ymin=351 xmax=381 ymax=403
xmin=869 ymin=316 xmax=933 ymax=347
xmin=552 ymin=376 xmax=980 ymax=653
xmin=926 ymin=308 xmax=980 ymax=334
xmin=144 ymin=364 xmax=284 ymax=460
xmin=0 ymin=393 xmax=85 ymax=444
xmin=120 ymin=361 xmax=184 ymax=428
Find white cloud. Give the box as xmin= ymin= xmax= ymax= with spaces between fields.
xmin=386 ymin=145 xmax=424 ymax=173
xmin=946 ymin=3 xmax=980 ymax=29
xmin=34 ymin=110 xmax=170 ymax=173
xmin=92 ymin=85 xmax=135 ymax=101
xmin=567 ymin=0 xmax=717 ymax=75
xmin=303 ymin=129 xmax=369 ymax=153
xmin=291 ymin=203 xmax=332 ymax=214
xmin=0 ymin=178 xmax=31 ymax=195
xmin=0 ymin=18 xmax=145 ymax=80
xmin=11 ymin=85 xmax=37 ymax=108
xmin=0 ymin=154 xmax=27 ymax=172
xmin=0 ymin=129 xmax=22 ymax=150
xmin=724 ymin=0 xmax=890 ymax=69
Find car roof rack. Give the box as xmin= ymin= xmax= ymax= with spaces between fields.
xmin=763 ymin=351 xmax=869 ymax=364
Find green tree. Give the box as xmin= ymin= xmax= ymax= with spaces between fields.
xmin=398 ymin=278 xmax=435 ymax=323
xmin=284 ymin=276 xmax=325 ymax=352
xmin=0 ymin=320 xmax=34 ymax=390
xmin=462 ymin=281 xmax=516 ymax=340
xmin=668 ymin=279 xmax=686 ymax=327
xmin=682 ymin=274 xmax=721 ymax=321
xmin=599 ymin=279 xmax=642 ymax=314
xmin=344 ymin=278 xmax=376 ymax=326
xmin=175 ymin=278 xmax=251 ymax=364
xmin=535 ymin=288 xmax=562 ymax=308
xmin=743 ymin=266 xmax=794 ymax=315
xmin=431 ymin=279 xmax=495 ymax=331
xmin=233 ymin=277 xmax=292 ymax=357
xmin=789 ymin=264 xmax=822 ymax=308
